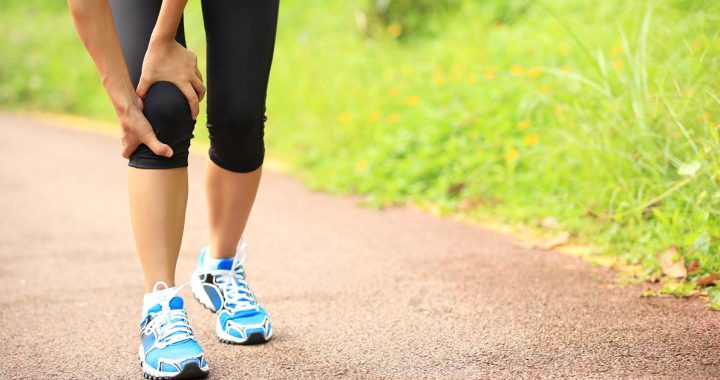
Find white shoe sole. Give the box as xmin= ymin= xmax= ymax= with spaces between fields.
xmin=138 ymin=345 xmax=209 ymax=380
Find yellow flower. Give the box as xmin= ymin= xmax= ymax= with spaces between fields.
xmin=466 ymin=73 xmax=479 ymax=85
xmin=700 ymin=112 xmax=710 ymax=124
xmin=387 ymin=113 xmax=400 ymax=123
xmin=516 ymin=119 xmax=531 ymax=131
xmin=432 ymin=67 xmax=445 ymax=86
xmin=527 ymin=68 xmax=542 ymax=79
xmin=405 ymin=95 xmax=421 ymax=106
xmin=451 ymin=65 xmax=464 ymax=82
xmin=613 ymin=60 xmax=624 ymax=70
xmin=538 ymin=85 xmax=552 ymax=94
xmin=484 ymin=71 xmax=495 ymax=80
xmin=368 ymin=111 xmax=382 ymax=122
xmin=337 ymin=112 xmax=352 ymax=124
xmin=523 ymin=133 xmax=540 ymax=146
xmin=554 ymin=106 xmax=564 ymax=116
xmin=691 ymin=40 xmax=702 ymax=52
xmin=612 ymin=46 xmax=624 ymax=57
xmin=509 ymin=65 xmax=524 ymax=75
xmin=561 ymin=65 xmax=571 ymax=73
xmin=504 ymin=148 xmax=519 ymax=162
xmin=387 ymin=23 xmax=403 ymax=38
xmin=356 ymin=160 xmax=368 ymax=171
xmin=465 ymin=74 xmax=478 ymax=86
xmin=558 ymin=45 xmax=569 ymax=56
xmin=469 ymin=131 xmax=479 ymax=139
xmin=388 ymin=87 xmax=400 ymax=97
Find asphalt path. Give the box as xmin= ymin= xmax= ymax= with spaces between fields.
xmin=1 ymin=114 xmax=718 ymax=379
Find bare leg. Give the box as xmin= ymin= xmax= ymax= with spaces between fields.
xmin=128 ymin=167 xmax=188 ymax=291
xmin=205 ymin=160 xmax=262 ymax=259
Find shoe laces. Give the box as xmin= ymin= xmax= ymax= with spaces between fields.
xmin=207 ymin=240 xmax=258 ymax=312
xmin=144 ymin=282 xmax=196 ymax=348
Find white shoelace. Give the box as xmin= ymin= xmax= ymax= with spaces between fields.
xmin=206 ymin=241 xmax=258 ymax=312
xmin=144 ymin=282 xmax=196 ymax=347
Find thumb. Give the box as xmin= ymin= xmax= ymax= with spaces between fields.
xmin=136 ymin=77 xmax=151 ymax=99
xmin=142 ymin=133 xmax=174 ymax=158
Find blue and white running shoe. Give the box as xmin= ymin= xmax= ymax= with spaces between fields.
xmin=139 ymin=287 xmax=209 ymax=379
xmin=191 ymin=238 xmax=272 ymax=345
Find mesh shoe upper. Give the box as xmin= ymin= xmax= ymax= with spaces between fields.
xmin=140 ymin=295 xmax=206 ymax=373
xmin=193 ymin=239 xmax=272 ymax=341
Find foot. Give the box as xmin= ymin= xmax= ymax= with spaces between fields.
xmin=191 ymin=238 xmax=272 ymax=345
xmin=139 ymin=286 xmax=209 ymax=379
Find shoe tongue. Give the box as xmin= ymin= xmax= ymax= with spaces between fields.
xmin=147 ymin=295 xmax=184 ymax=315
xmin=147 ymin=304 xmax=162 ymax=315
xmin=168 ymin=296 xmax=184 ymax=310
xmin=217 ymin=258 xmax=234 ymax=271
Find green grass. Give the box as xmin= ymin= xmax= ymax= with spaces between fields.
xmin=2 ymin=0 xmax=720 ymax=298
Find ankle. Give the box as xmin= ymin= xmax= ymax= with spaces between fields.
xmin=142 ymin=283 xmax=178 ymax=316
xmin=206 ymin=244 xmax=236 ymax=260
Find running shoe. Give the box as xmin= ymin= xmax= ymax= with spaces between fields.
xmin=139 ymin=287 xmax=209 ymax=379
xmin=191 ymin=238 xmax=272 ymax=344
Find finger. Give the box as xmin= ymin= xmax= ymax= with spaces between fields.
xmin=121 ymin=139 xmax=139 ymax=159
xmin=136 ymin=77 xmax=151 ymax=99
xmin=179 ymin=82 xmax=200 ymax=120
xmin=195 ymin=66 xmax=203 ymax=82
xmin=191 ymin=76 xmax=206 ymax=102
xmin=141 ymin=133 xmax=174 ymax=158
xmin=121 ymin=146 xmax=133 ymax=159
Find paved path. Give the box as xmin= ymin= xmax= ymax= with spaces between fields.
xmin=0 ymin=114 xmax=719 ymax=379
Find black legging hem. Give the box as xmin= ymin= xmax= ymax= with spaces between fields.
xmin=208 ymin=150 xmax=264 ymax=173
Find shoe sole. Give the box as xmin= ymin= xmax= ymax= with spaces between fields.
xmin=215 ymin=315 xmax=272 ymax=345
xmin=218 ymin=331 xmax=269 ymax=345
xmin=139 ymin=361 xmax=208 ymax=380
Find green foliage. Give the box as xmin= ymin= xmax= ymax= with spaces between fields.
xmin=658 ymin=282 xmax=696 ymax=298
xmin=1 ymin=0 xmax=720 ymax=292
xmin=265 ymin=0 xmax=720 ymax=280
xmin=362 ymin=0 xmax=461 ymax=38
xmin=490 ymin=0 xmax=533 ymax=25
xmin=709 ymin=287 xmax=720 ymax=310
xmin=0 ymin=0 xmax=112 ymax=118
xmin=361 ymin=0 xmax=533 ymax=39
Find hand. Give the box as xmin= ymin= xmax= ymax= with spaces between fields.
xmin=119 ymin=96 xmax=174 ymax=159
xmin=136 ymin=39 xmax=205 ymax=120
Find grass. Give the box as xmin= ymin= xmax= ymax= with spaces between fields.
xmin=1 ymin=0 xmax=719 ymax=304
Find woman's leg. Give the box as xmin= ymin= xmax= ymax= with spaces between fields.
xmin=188 ymin=2 xmax=279 ymax=345
xmin=128 ymin=168 xmax=188 ymax=291
xmin=109 ymin=2 xmax=209 ymax=377
xmin=205 ymin=162 xmax=262 ymax=259
xmin=109 ymin=0 xmax=195 ymax=291
xmin=200 ymin=0 xmax=280 ymax=259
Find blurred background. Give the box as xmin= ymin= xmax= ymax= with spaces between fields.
xmin=1 ymin=0 xmax=719 ymax=300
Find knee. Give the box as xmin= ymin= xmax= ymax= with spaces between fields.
xmin=207 ymin=105 xmax=266 ymax=173
xmin=129 ymin=81 xmax=196 ymax=169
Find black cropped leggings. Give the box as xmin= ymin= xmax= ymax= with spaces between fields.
xmin=109 ymin=0 xmax=279 ymax=173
